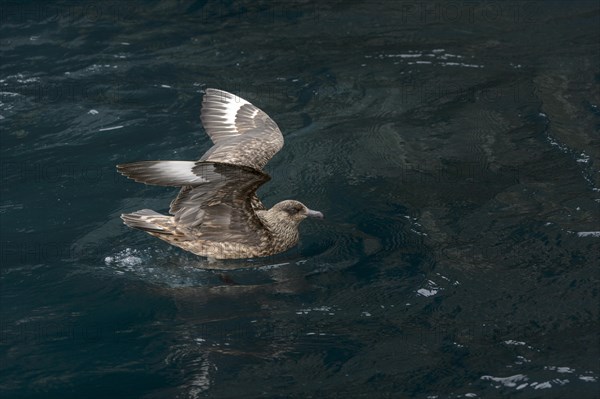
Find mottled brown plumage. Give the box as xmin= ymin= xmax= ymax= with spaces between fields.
xmin=117 ymin=89 xmax=323 ymax=259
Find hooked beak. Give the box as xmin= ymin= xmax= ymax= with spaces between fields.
xmin=306 ymin=209 xmax=324 ymax=219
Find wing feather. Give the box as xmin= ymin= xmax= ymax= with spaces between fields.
xmin=170 ymin=162 xmax=272 ymax=246
xmin=117 ymin=161 xmax=206 ymax=186
xmin=200 ymin=89 xmax=284 ymax=170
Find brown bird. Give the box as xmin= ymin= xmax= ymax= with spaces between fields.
xmin=117 ymin=89 xmax=324 ymax=259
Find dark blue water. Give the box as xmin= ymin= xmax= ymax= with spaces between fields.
xmin=1 ymin=1 xmax=599 ymax=398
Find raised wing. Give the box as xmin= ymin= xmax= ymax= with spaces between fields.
xmin=200 ymin=88 xmax=284 ymax=170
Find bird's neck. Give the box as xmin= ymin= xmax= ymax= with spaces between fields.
xmin=257 ymin=210 xmax=300 ymax=247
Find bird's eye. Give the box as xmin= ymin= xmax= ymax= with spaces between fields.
xmin=287 ymin=206 xmax=302 ymax=215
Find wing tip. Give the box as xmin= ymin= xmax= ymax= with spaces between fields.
xmin=116 ymin=161 xmax=205 ymax=187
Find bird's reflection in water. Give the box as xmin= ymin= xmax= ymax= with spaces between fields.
xmin=157 ymin=261 xmax=311 ymax=398
xmin=103 ymin=222 xmax=380 ymax=398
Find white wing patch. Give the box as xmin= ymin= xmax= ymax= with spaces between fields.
xmin=221 ymin=95 xmax=251 ymax=131
xmin=248 ymin=107 xmax=259 ymax=120
xmin=117 ymin=161 xmax=209 ymax=186
xmin=154 ymin=161 xmax=209 ymax=184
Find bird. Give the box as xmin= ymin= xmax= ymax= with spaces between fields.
xmin=116 ymin=88 xmax=324 ymax=260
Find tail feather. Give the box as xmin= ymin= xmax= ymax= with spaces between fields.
xmin=121 ymin=209 xmax=174 ymax=235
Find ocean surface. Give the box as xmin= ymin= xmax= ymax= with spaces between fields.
xmin=1 ymin=1 xmax=599 ymax=398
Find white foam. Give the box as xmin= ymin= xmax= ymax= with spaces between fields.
xmin=481 ymin=374 xmax=528 ymax=388
xmin=417 ymin=288 xmax=438 ymax=297
xmin=296 ymin=306 xmax=337 ymax=315
xmin=257 ymin=262 xmax=290 ymax=270
xmin=576 ymin=152 xmax=590 ymax=163
xmin=99 ymin=125 xmax=124 ymax=131
xmin=533 ymin=381 xmax=552 ymax=389
xmin=577 ymin=231 xmax=600 ymax=237
xmin=545 ymin=366 xmax=575 ymax=373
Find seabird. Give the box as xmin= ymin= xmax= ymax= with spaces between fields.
xmin=116 ymin=89 xmax=324 ymax=259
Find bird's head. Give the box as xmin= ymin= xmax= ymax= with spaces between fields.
xmin=270 ymin=200 xmax=324 ymax=224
